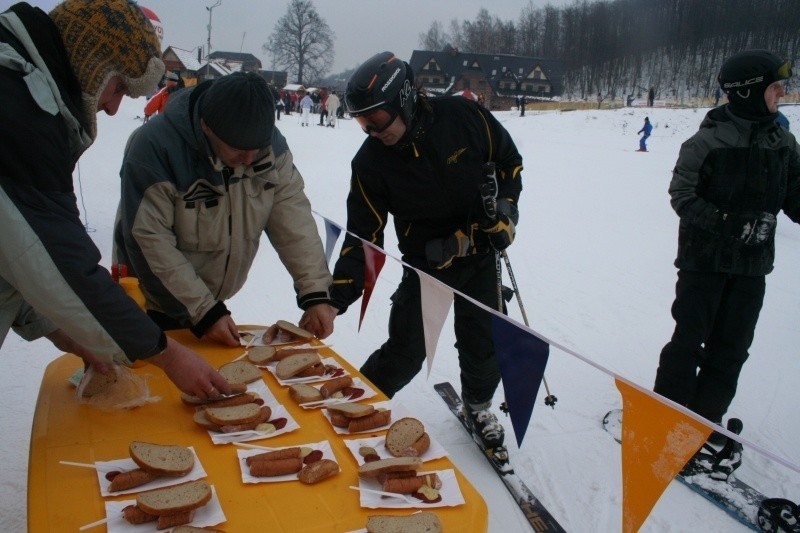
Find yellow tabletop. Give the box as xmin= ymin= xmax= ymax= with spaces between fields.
xmin=27 ymin=328 xmax=488 ymax=532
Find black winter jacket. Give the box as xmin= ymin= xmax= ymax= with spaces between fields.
xmin=331 ymin=96 xmax=523 ymax=310
xmin=669 ymin=106 xmax=800 ymax=275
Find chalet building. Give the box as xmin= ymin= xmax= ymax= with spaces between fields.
xmin=409 ymin=47 xmax=563 ymax=110
xmin=208 ymin=51 xmax=262 ymax=72
xmin=258 ymin=70 xmax=289 ymax=88
xmin=161 ymin=46 xmax=202 ymax=84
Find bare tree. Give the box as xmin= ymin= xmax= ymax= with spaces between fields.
xmin=419 ymin=20 xmax=451 ymax=51
xmin=263 ymin=0 xmax=334 ymax=85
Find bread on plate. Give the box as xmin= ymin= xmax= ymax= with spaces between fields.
xmin=130 ymin=441 xmax=195 ymax=477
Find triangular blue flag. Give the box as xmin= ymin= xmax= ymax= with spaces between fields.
xmin=323 ymin=219 xmax=341 ymax=264
xmin=492 ymin=315 xmax=550 ymax=447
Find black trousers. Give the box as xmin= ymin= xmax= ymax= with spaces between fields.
xmin=654 ymin=270 xmax=765 ymax=422
xmin=360 ymin=253 xmax=502 ymax=404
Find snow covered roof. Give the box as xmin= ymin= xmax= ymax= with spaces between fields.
xmin=164 ymin=46 xmax=201 ymax=72
xmin=284 ymin=83 xmax=306 ymax=92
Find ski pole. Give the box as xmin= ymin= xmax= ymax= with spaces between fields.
xmin=480 ymin=163 xmax=557 ymax=409
xmin=501 ymin=249 xmax=557 ymax=408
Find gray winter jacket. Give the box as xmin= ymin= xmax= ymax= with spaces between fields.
xmin=114 ymin=82 xmax=332 ymax=337
xmin=1 ymin=3 xmax=165 ymax=362
xmin=669 ymin=106 xmax=800 ymax=275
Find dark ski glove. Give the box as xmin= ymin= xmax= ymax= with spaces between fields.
xmin=717 ymin=212 xmax=776 ymax=245
xmin=425 ymin=227 xmax=475 ymax=269
xmin=481 ymin=210 xmax=515 ymax=251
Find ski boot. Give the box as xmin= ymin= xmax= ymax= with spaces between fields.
xmin=462 ymin=399 xmax=505 ymax=449
xmin=758 ymin=498 xmax=800 ymax=532
xmin=682 ymin=418 xmax=743 ymax=480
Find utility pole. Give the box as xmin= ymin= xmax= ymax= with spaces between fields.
xmin=206 ymin=0 xmax=222 ymax=60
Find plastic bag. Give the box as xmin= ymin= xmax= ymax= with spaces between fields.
xmin=74 ymin=364 xmax=160 ymax=411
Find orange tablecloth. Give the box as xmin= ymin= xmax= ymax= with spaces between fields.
xmin=27 ymin=328 xmax=488 ymax=532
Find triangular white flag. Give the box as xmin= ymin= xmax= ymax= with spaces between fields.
xmin=322 ymin=218 xmax=342 ymax=265
xmin=419 ymin=273 xmax=453 ymax=376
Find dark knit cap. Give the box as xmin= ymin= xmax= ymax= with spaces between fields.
xmin=199 ymin=72 xmax=274 ymax=150
xmin=718 ymin=49 xmax=791 ymax=118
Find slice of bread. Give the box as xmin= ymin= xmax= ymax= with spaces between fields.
xmin=357 ymin=457 xmax=422 ymax=478
xmin=193 ymin=409 xmax=221 ymax=432
xmin=181 ymin=391 xmax=254 ymax=407
xmin=204 ymin=403 xmax=262 ymax=426
xmin=218 ymin=360 xmax=262 ymax=385
xmin=385 ymin=417 xmax=429 ymax=457
xmin=326 ymin=402 xmax=375 ymax=418
xmin=275 ymin=319 xmax=315 ymax=340
xmin=275 ymin=352 xmax=321 ymax=380
xmin=136 ymin=480 xmax=212 ymax=516
xmin=246 ymin=345 xmax=277 ymax=365
xmin=130 ymin=441 xmax=195 ymax=477
xmin=366 ymin=511 xmax=442 ymax=533
xmin=289 ymin=383 xmax=323 ymax=404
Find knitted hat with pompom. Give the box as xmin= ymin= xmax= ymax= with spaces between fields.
xmin=49 ymin=0 xmax=164 ymax=138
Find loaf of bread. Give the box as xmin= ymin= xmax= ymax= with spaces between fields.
xmin=357 ymin=457 xmax=422 ymax=478
xmin=136 ymin=480 xmax=212 ymax=516
xmin=275 ymin=352 xmax=321 ymax=380
xmin=385 ymin=417 xmax=430 ymax=457
xmin=288 ymin=383 xmax=323 ymax=404
xmin=218 ymin=360 xmax=262 ymax=385
xmin=365 ymin=511 xmax=442 ymax=533
xmin=129 ymin=441 xmax=195 ymax=477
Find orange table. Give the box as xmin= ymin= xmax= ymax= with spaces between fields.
xmin=27 ymin=328 xmax=488 ymax=532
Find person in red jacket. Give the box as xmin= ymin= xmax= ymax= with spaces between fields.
xmin=143 ymin=72 xmax=179 ymax=122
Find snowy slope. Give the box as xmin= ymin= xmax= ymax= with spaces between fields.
xmin=1 ymin=97 xmax=799 ymax=532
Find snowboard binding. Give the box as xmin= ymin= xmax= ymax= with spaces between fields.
xmin=758 ymin=498 xmax=800 ymax=532
xmin=682 ymin=418 xmax=743 ymax=480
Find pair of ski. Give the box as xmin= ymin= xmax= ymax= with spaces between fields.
xmin=434 ymin=382 xmax=566 ymax=532
xmin=436 ymin=381 xmax=771 ymax=531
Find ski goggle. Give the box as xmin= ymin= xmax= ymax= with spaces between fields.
xmin=354 ymin=108 xmax=398 ymax=135
xmin=776 ymin=60 xmax=793 ymax=81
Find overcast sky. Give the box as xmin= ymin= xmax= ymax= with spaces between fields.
xmin=7 ymin=0 xmax=567 ymax=74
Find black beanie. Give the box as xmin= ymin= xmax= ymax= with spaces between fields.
xmin=200 ymin=72 xmax=274 ymax=150
xmin=718 ymin=49 xmax=790 ymax=119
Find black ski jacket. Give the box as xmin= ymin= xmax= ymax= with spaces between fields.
xmin=331 ymin=96 xmax=523 ymax=311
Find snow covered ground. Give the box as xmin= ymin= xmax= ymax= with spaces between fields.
xmin=1 ymin=96 xmax=799 ymax=532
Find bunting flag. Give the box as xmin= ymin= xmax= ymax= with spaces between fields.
xmin=322 ymin=218 xmax=341 ymax=264
xmin=358 ymin=243 xmax=386 ymax=331
xmin=418 ymin=273 xmax=454 ymax=376
xmin=615 ymin=379 xmax=712 ymax=533
xmin=492 ymin=315 xmax=550 ymax=447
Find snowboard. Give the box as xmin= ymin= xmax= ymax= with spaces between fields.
xmin=602 ymin=408 xmax=765 ymax=531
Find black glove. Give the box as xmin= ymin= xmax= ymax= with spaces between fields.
xmin=425 ymin=227 xmax=474 ymax=269
xmin=481 ymin=212 xmax=515 ymax=250
xmin=717 ymin=212 xmax=776 ymax=245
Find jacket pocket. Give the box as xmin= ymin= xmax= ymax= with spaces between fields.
xmin=174 ymin=199 xmax=228 ymax=252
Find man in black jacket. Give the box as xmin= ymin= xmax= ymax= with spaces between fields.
xmin=0 ymin=0 xmax=231 ymax=400
xmin=330 ymin=52 xmax=523 ymax=448
xmin=654 ymin=50 xmax=800 ymax=439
